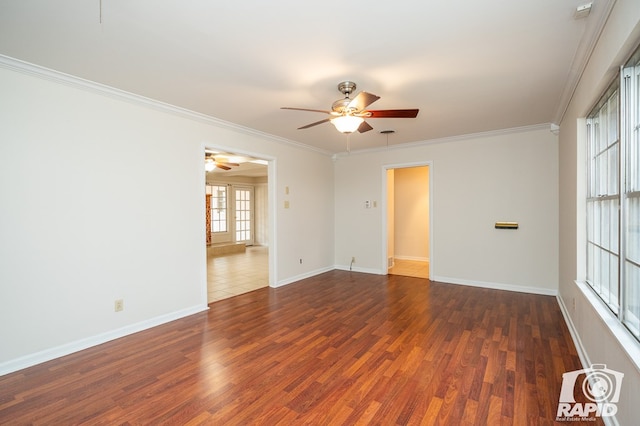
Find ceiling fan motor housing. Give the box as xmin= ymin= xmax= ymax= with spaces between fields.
xmin=333 ymin=81 xmax=358 ymax=114
xmin=332 ymin=98 xmax=351 ymax=114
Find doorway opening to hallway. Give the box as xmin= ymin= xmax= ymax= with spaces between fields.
xmin=385 ymin=164 xmax=431 ymax=279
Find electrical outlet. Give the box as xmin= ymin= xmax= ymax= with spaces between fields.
xmin=114 ymin=299 xmax=124 ymax=312
xmin=572 ymin=298 xmax=576 ymax=311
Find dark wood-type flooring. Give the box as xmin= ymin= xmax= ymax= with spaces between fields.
xmin=0 ymin=271 xmax=601 ymax=425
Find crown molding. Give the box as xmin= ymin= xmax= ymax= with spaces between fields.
xmin=0 ymin=54 xmax=333 ymax=156
xmin=552 ymin=0 xmax=618 ymax=126
xmin=333 ymin=123 xmax=553 ymax=159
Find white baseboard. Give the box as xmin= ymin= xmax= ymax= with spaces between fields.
xmin=556 ymin=294 xmax=591 ymax=368
xmin=334 ymin=265 xmax=384 ymax=275
xmin=394 ymin=255 xmax=429 ymax=262
xmin=430 ymin=275 xmax=558 ymax=296
xmin=275 ymin=266 xmax=334 ymax=287
xmin=557 ymin=286 xmax=625 ymax=426
xmin=0 ymin=304 xmax=209 ymax=377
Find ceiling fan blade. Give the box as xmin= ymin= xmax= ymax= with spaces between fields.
xmin=216 ymin=164 xmax=232 ymax=171
xmin=281 ymin=107 xmax=332 ymax=114
xmin=217 ymin=162 xmax=240 ymax=167
xmin=298 ymin=118 xmax=331 ymax=129
xmin=366 ymin=109 xmax=419 ymax=118
xmin=358 ymin=121 xmax=374 ymax=133
xmin=347 ymin=91 xmax=380 ymax=111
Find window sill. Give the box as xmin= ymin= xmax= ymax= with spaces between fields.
xmin=574 ymin=280 xmax=640 ymax=374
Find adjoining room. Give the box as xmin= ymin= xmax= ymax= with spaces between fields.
xmin=204 ymin=150 xmax=270 ymax=302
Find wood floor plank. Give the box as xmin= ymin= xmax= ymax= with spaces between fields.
xmin=0 ymin=271 xmax=603 ymax=425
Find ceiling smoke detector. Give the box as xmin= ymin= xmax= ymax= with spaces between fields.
xmin=575 ymin=3 xmax=592 ymax=19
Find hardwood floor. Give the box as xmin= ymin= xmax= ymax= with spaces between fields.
xmin=0 ymin=271 xmax=600 ymax=425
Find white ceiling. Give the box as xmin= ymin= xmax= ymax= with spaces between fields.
xmin=0 ymin=0 xmax=609 ymax=154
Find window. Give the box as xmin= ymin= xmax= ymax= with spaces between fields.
xmin=206 ymin=184 xmax=228 ymax=233
xmin=586 ymin=46 xmax=640 ymax=340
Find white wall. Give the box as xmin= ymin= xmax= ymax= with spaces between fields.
xmin=335 ymin=127 xmax=559 ymax=294
xmin=0 ymin=61 xmax=335 ymax=372
xmin=558 ymin=0 xmax=640 ymax=424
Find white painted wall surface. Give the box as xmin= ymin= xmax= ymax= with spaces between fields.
xmin=0 ymin=63 xmax=335 ymax=371
xmin=558 ymin=0 xmax=640 ymax=424
xmin=334 ymin=127 xmax=559 ymax=295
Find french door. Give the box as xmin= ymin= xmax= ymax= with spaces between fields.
xmin=234 ymin=186 xmax=253 ymax=245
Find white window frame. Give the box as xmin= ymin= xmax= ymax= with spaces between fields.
xmin=585 ymin=46 xmax=640 ymax=342
xmin=206 ymin=184 xmax=228 ymax=234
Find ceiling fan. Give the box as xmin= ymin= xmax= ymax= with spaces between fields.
xmin=281 ymin=81 xmax=419 ymax=134
xmin=205 ymin=153 xmax=239 ymax=171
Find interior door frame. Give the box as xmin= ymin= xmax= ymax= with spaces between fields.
xmin=202 ymin=143 xmax=276 ymax=289
xmin=381 ymin=161 xmax=433 ymax=277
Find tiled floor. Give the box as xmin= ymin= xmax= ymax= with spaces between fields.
xmin=388 ymin=258 xmax=429 ymax=279
xmin=207 ymin=245 xmax=269 ymax=303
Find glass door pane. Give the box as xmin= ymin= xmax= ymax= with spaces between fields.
xmin=234 ymin=187 xmax=253 ymax=245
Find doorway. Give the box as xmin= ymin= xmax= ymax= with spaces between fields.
xmin=385 ymin=164 xmax=431 ymax=279
xmin=204 ymin=148 xmax=272 ymax=303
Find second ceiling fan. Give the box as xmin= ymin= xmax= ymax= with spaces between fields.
xmin=205 ymin=152 xmax=239 ymax=171
xmin=282 ymin=81 xmax=419 ymax=134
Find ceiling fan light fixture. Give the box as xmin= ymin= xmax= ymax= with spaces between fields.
xmin=330 ymin=115 xmax=364 ymax=133
xmin=220 ymin=155 xmax=248 ymax=164
xmin=204 ymin=158 xmax=215 ymax=172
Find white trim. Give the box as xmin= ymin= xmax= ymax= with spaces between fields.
xmin=552 ymin=0 xmax=618 ymax=126
xmin=394 ymin=255 xmax=429 ymax=262
xmin=267 ymin=159 xmax=278 ymax=288
xmin=275 ymin=266 xmax=334 ymax=288
xmin=0 ymin=304 xmax=209 ymax=377
xmin=573 ymin=280 xmax=640 ymax=373
xmin=0 ymin=54 xmax=332 ymax=157
xmin=557 ymin=284 xmax=626 ymax=426
xmin=557 ymin=293 xmax=592 ymax=369
xmin=335 ymin=124 xmax=552 ymax=158
xmin=430 ymin=275 xmax=558 ymax=296
xmin=334 ymin=265 xmax=385 ymax=275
